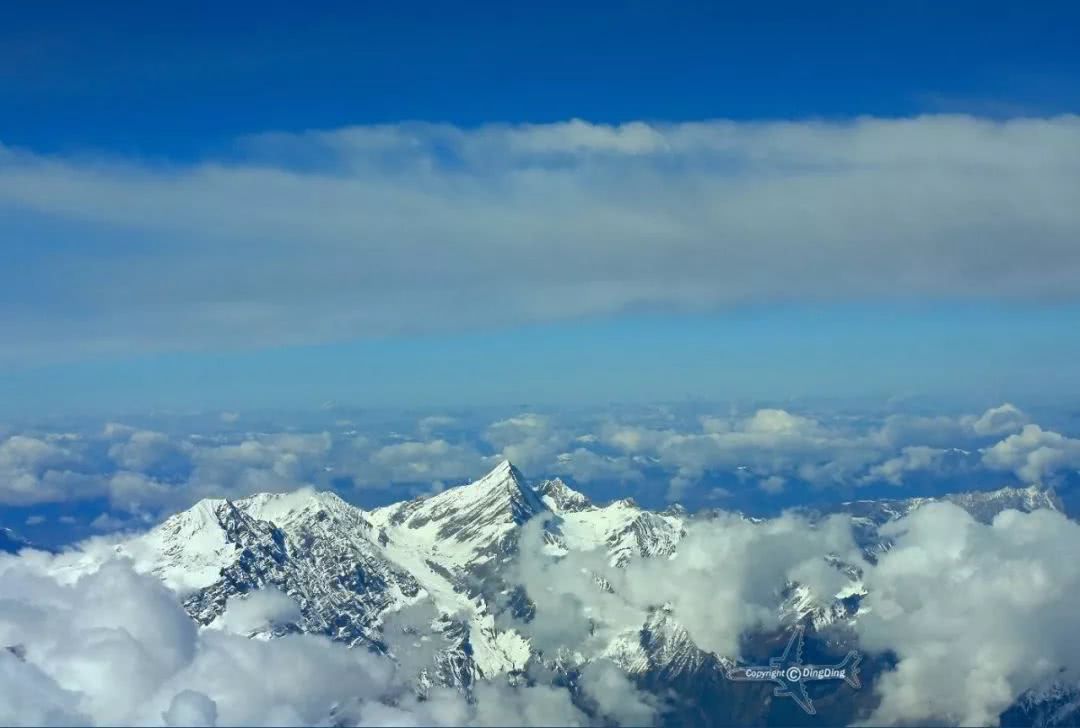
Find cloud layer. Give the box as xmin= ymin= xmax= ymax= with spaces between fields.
xmin=856 ymin=503 xmax=1080 ymax=725
xmin=4 ymin=402 xmax=1079 ymax=524
xmin=0 ymin=555 xmax=603 ymax=727
xmin=3 ymin=115 xmax=1080 ymax=362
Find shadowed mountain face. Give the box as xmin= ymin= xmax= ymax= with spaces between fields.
xmin=51 ymin=462 xmax=1072 ymax=726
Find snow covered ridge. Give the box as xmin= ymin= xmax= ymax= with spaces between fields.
xmin=51 ymin=464 xmax=1060 ymax=653
xmin=12 ymin=462 xmax=1072 ymax=725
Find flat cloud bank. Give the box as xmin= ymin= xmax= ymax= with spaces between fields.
xmin=2 ymin=115 xmax=1079 ymax=362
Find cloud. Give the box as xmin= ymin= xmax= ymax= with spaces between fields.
xmin=577 ymin=660 xmax=657 ymax=726
xmin=862 ymin=446 xmax=949 ymax=486
xmin=417 ymin=416 xmax=459 ymax=439
xmin=0 ymin=435 xmax=102 ymax=506
xmin=601 ymin=408 xmax=879 ymax=494
xmin=1 ymin=402 xmax=1075 ymax=518
xmin=207 ymin=587 xmax=301 ymax=636
xmin=106 ymin=472 xmax=178 ymax=516
xmin=597 ymin=404 xmax=1063 ymax=495
xmin=855 ymin=503 xmax=1080 ymax=726
xmin=0 ymin=553 xmax=596 ymax=727
xmin=161 ymin=690 xmax=216 ymax=727
xmin=184 ymin=432 xmax=333 ymax=500
xmin=509 ymin=512 xmax=864 ymax=659
xmin=106 ymin=429 xmax=191 ymax=473
xmin=972 ymin=403 xmax=1029 ymax=437
xmin=758 ymin=475 xmax=786 ymax=494
xmin=366 ymin=439 xmax=489 ymax=486
xmin=982 ymin=424 xmax=1080 ymax=484
xmin=3 ymin=116 xmax=1080 ymax=362
xmin=485 ymin=414 xmax=571 ymax=474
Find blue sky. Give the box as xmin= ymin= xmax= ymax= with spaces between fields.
xmin=3 ymin=304 xmax=1080 ymax=419
xmin=2 ymin=1 xmax=1080 ymax=414
xmin=4 ymin=0 xmax=1079 ymax=152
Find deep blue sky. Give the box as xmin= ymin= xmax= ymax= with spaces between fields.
xmin=2 ymin=2 xmax=1080 ymax=414
xmin=3 ymin=1 xmax=1078 ymax=155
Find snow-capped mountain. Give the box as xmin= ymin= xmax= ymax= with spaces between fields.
xmin=55 ymin=461 xmax=696 ymax=688
xmin=835 ymin=483 xmax=1064 ymax=560
xmin=47 ymin=463 xmax=1068 ymax=725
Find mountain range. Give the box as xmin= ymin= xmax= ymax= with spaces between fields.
xmin=13 ymin=462 xmax=1073 ymax=725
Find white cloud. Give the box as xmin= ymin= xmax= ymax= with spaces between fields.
xmin=0 ymin=435 xmax=102 ymax=506
xmin=161 ymin=690 xmax=216 ymax=727
xmin=758 ymin=475 xmax=786 ymax=494
xmin=207 ymin=588 xmax=301 ymax=636
xmin=551 ymin=449 xmax=642 ymax=484
xmin=596 ymin=404 xmax=1062 ymax=495
xmin=602 ymin=408 xmax=878 ymax=494
xmin=485 ymin=414 xmax=571 ymax=474
xmin=107 ymin=429 xmax=190 ymax=473
xmin=855 ymin=503 xmax=1080 ymax=726
xmin=972 ymin=403 xmax=1028 ymax=437
xmin=577 ymin=660 xmax=657 ymax=726
xmin=510 ymin=512 xmax=864 ymax=659
xmin=0 ymin=553 xmax=595 ymax=727
xmin=982 ymin=424 xmax=1080 ymax=484
xmin=106 ymin=472 xmax=177 ymax=515
xmin=863 ymin=446 xmax=949 ymax=486
xmin=367 ymin=439 xmax=488 ymax=485
xmin=417 ymin=416 xmax=458 ymax=438
xmin=184 ymin=432 xmax=333 ymax=500
xmin=3 ymin=116 xmax=1080 ymax=362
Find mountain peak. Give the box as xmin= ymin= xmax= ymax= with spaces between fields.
xmin=536 ymin=477 xmax=593 ymax=513
xmin=236 ymin=488 xmax=365 ymax=530
xmin=456 ymin=459 xmax=544 ymax=521
xmin=480 ymin=458 xmax=525 ymax=486
xmin=367 ymin=459 xmax=548 ymax=568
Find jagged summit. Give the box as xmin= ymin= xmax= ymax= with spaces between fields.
xmin=56 ymin=458 xmax=1072 ymax=716
xmin=840 ymin=482 xmax=1062 ymax=525
xmin=536 ymin=477 xmax=593 ymax=513
xmin=237 ymin=488 xmax=373 ymax=532
xmin=369 ymin=459 xmax=547 ymax=569
xmin=467 ymin=459 xmax=544 ymax=515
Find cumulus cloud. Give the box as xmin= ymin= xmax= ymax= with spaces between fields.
xmin=184 ymin=432 xmax=332 ymax=500
xmin=0 ymin=554 xmax=595 ymax=727
xmin=595 ymin=403 xmax=1066 ymax=496
xmin=107 ymin=429 xmax=191 ymax=474
xmin=207 ymin=587 xmax=302 ymax=636
xmin=855 ymin=503 xmax=1080 ymax=726
xmin=982 ymin=424 xmax=1080 ymax=484
xmin=972 ymin=403 xmax=1029 ymax=438
xmin=550 ymin=449 xmax=642 ymax=485
xmin=2 ymin=401 xmax=1076 ymax=518
xmin=366 ymin=439 xmax=489 ymax=486
xmin=0 ymin=435 xmax=102 ymax=506
xmin=417 ymin=416 xmax=459 ymax=439
xmin=577 ymin=660 xmax=657 ymax=726
xmin=485 ymin=414 xmax=574 ymax=475
xmin=601 ymin=407 xmax=879 ymax=496
xmin=510 ymin=512 xmax=864 ymax=659
xmin=3 ymin=116 xmax=1080 ymax=362
xmin=862 ymin=446 xmax=950 ymax=486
